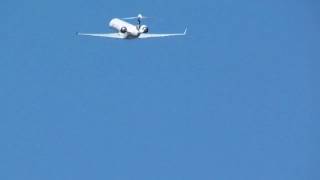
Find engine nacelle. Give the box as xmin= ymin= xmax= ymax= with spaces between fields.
xmin=120 ymin=27 xmax=127 ymax=33
xmin=139 ymin=25 xmax=149 ymax=33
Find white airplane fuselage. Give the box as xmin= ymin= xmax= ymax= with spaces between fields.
xmin=109 ymin=18 xmax=141 ymax=39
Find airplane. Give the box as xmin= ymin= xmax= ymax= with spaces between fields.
xmin=77 ymin=14 xmax=187 ymax=39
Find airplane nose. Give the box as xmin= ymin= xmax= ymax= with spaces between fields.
xmin=109 ymin=18 xmax=117 ymax=27
xmin=109 ymin=18 xmax=119 ymax=27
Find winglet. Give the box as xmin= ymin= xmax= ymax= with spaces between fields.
xmin=184 ymin=27 xmax=188 ymax=35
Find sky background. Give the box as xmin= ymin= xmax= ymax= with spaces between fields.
xmin=1 ymin=0 xmax=319 ymax=179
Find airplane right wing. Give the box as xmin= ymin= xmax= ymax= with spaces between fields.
xmin=77 ymin=33 xmax=123 ymax=39
xmin=138 ymin=28 xmax=187 ymax=39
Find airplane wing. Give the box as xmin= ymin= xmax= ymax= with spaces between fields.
xmin=138 ymin=28 xmax=187 ymax=39
xmin=77 ymin=33 xmax=122 ymax=39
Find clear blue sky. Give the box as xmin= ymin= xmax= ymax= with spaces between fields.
xmin=1 ymin=0 xmax=319 ymax=179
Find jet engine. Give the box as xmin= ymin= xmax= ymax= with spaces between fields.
xmin=120 ymin=27 xmax=127 ymax=33
xmin=139 ymin=25 xmax=149 ymax=33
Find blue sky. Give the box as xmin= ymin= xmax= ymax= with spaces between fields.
xmin=1 ymin=0 xmax=319 ymax=179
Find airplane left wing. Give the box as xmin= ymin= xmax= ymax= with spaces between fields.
xmin=77 ymin=33 xmax=122 ymax=39
xmin=138 ymin=28 xmax=187 ymax=39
